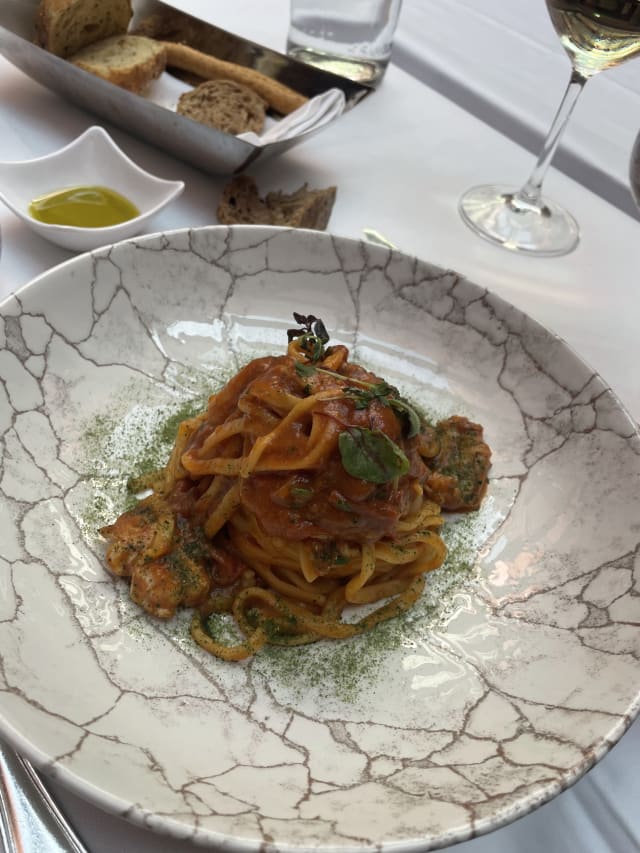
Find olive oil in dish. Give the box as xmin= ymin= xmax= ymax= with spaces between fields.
xmin=29 ymin=185 xmax=139 ymax=227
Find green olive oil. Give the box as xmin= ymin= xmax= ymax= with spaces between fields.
xmin=29 ymin=185 xmax=139 ymax=228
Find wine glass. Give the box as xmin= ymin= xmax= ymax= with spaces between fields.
xmin=459 ymin=0 xmax=640 ymax=256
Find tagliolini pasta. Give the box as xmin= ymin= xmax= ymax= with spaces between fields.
xmin=100 ymin=315 xmax=491 ymax=660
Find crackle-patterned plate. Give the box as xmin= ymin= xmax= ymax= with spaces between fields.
xmin=1 ymin=225 xmax=639 ymax=852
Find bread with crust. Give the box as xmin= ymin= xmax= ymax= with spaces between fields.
xmin=35 ymin=0 xmax=132 ymax=58
xmin=217 ymin=175 xmax=337 ymax=230
xmin=70 ymin=34 xmax=167 ymax=94
xmin=177 ymin=80 xmax=267 ymax=136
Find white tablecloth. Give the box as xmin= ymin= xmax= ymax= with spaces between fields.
xmin=394 ymin=0 xmax=640 ymax=215
xmin=0 ymin=2 xmax=639 ymax=851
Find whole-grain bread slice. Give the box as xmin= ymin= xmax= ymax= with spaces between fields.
xmin=177 ymin=79 xmax=267 ymax=136
xmin=166 ymin=43 xmax=307 ymax=116
xmin=217 ymin=175 xmax=337 ymax=231
xmin=35 ymin=0 xmax=132 ymax=58
xmin=70 ymin=35 xmax=167 ymax=94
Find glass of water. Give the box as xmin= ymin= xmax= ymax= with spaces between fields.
xmin=287 ymin=0 xmax=403 ymax=86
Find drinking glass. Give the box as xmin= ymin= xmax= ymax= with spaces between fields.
xmin=459 ymin=0 xmax=640 ymax=256
xmin=287 ymin=0 xmax=403 ymax=86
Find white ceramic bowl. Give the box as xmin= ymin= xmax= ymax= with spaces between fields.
xmin=0 ymin=226 xmax=639 ymax=852
xmin=0 ymin=125 xmax=184 ymax=251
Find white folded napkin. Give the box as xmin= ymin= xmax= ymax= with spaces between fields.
xmin=147 ymin=73 xmax=346 ymax=147
xmin=237 ymin=88 xmax=346 ymax=146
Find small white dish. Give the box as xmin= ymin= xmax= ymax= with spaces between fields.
xmin=0 ymin=126 xmax=184 ymax=251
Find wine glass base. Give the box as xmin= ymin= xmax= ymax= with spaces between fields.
xmin=459 ymin=184 xmax=580 ymax=257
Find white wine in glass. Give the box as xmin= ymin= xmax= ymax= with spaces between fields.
xmin=459 ymin=0 xmax=640 ymax=256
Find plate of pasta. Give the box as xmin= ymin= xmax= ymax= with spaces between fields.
xmin=0 ymin=225 xmax=639 ymax=852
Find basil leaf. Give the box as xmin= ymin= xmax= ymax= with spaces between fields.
xmin=312 ymin=317 xmax=329 ymax=344
xmin=389 ymin=398 xmax=422 ymax=438
xmin=338 ymin=427 xmax=410 ymax=483
xmin=288 ymin=314 xmax=330 ymax=361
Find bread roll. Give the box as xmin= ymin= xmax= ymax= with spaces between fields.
xmin=35 ymin=0 xmax=132 ymax=58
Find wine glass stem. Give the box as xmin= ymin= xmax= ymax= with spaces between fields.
xmin=515 ymin=69 xmax=587 ymax=209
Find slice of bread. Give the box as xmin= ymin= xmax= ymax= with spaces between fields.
xmin=70 ymin=35 xmax=167 ymax=95
xmin=177 ymin=80 xmax=267 ymax=136
xmin=217 ymin=175 xmax=337 ymax=231
xmin=35 ymin=0 xmax=132 ymax=58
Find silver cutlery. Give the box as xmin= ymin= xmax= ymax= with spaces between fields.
xmin=0 ymin=737 xmax=89 ymax=853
